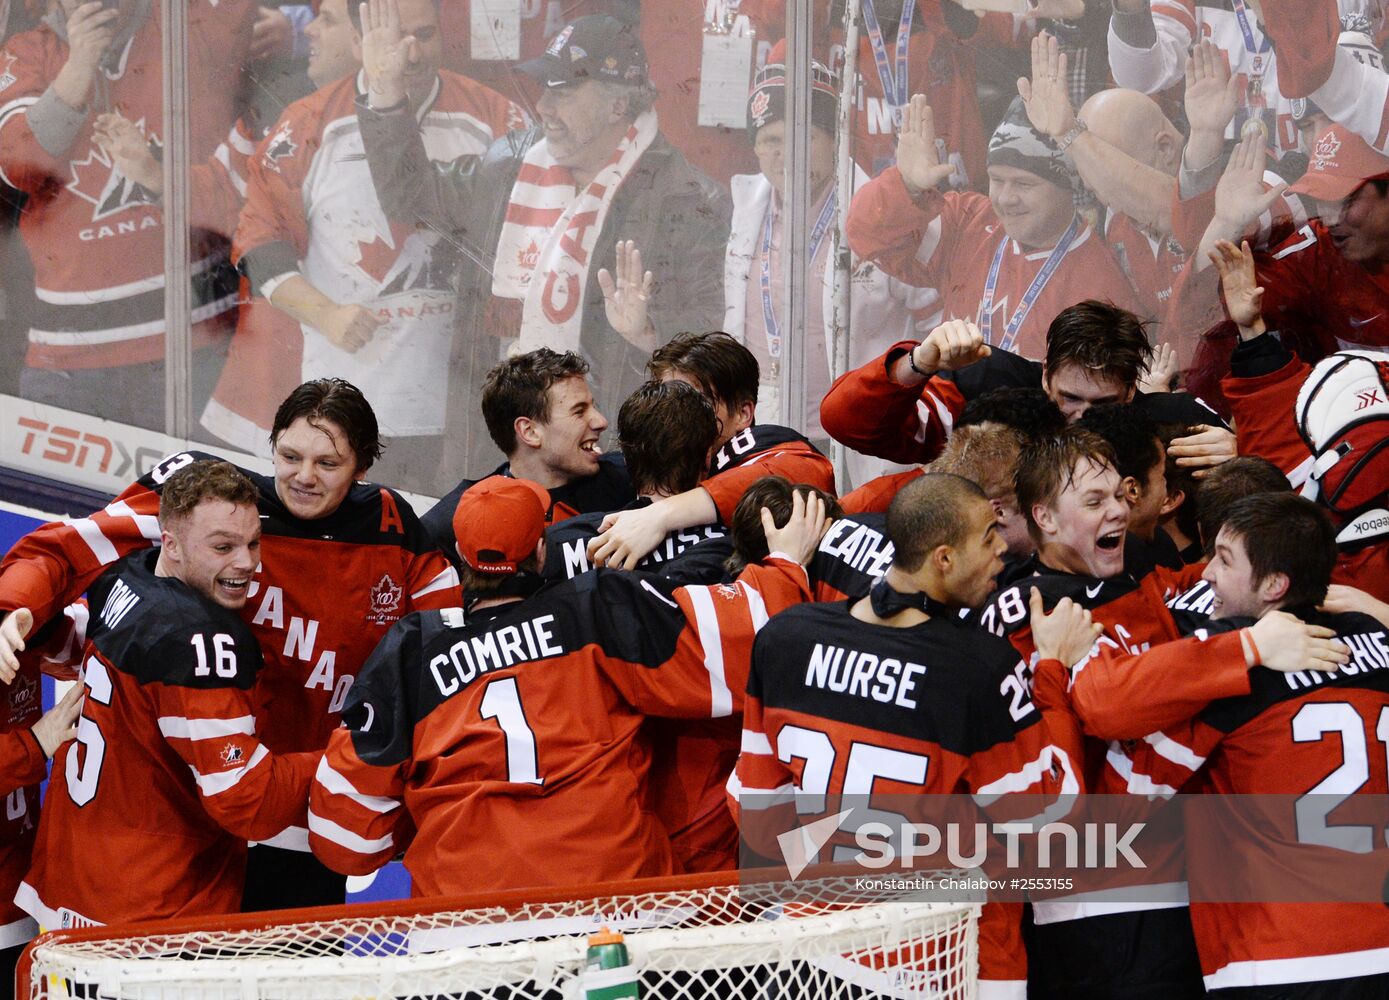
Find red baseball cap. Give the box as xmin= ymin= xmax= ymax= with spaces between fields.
xmin=1289 ymin=124 xmax=1389 ymax=203
xmin=452 ymin=476 xmax=551 ymax=575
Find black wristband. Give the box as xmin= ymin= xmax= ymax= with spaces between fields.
xmin=907 ymin=348 xmax=933 ymax=378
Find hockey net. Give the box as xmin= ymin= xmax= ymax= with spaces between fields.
xmin=19 ymin=870 xmax=979 ymax=999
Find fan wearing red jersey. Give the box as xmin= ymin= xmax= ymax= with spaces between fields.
xmin=731 ymin=473 xmax=1088 ymax=1000
xmin=0 ymin=0 xmax=255 ymax=425
xmin=0 ymin=379 xmax=459 ymax=912
xmin=225 ymin=0 xmax=525 ymax=484
xmin=17 ymin=462 xmax=318 ymax=929
xmin=846 ymin=92 xmax=1144 ymax=361
xmin=1094 ymin=495 xmax=1389 ymax=996
xmin=308 ymin=476 xmax=825 ymax=893
xmin=589 ymin=331 xmax=835 ymax=571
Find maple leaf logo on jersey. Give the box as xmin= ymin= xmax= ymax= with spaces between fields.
xmin=368 ymin=574 xmax=403 ymax=623
xmin=262 ymin=121 xmax=297 ymax=173
xmin=355 ymin=220 xmax=449 ymax=294
xmin=1311 ymin=131 xmax=1343 ymax=173
xmin=219 ymin=743 xmax=244 ymax=765
xmin=0 ymin=53 xmax=17 ymax=93
xmin=67 ymin=122 xmax=161 ymax=222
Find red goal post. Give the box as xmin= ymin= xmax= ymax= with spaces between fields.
xmin=18 ymin=869 xmax=980 ymax=999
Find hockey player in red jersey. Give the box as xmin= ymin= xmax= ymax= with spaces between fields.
xmin=0 ymin=624 xmax=81 ymax=985
xmin=1089 ymin=494 xmax=1388 ymax=996
xmin=846 ymin=91 xmax=1145 ymax=361
xmin=543 ymin=379 xmax=728 ymax=585
xmin=731 ymin=472 xmax=1089 ymax=998
xmin=423 ymin=349 xmax=636 ymax=564
xmin=0 ymin=379 xmax=459 ymax=911
xmin=971 ymin=427 xmax=1211 ymax=997
xmin=1208 ymin=237 xmax=1389 ymax=604
xmin=308 ymin=475 xmax=824 ymax=893
xmin=0 ymin=0 xmax=255 ymax=425
xmin=821 ymin=309 xmax=1225 ymax=471
xmin=18 ymin=461 xmax=319 ymax=928
xmin=588 ymin=331 xmax=836 ymax=570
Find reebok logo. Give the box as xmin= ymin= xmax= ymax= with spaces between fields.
xmin=777 ymin=809 xmax=854 ymax=879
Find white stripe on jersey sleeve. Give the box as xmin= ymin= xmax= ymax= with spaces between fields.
xmin=69 ymin=516 xmax=119 ymax=564
xmin=107 ymin=501 xmax=162 ymax=541
xmin=314 ymin=758 xmax=399 ymax=814
xmin=726 ymin=770 xmax=796 ymax=809
xmin=1104 ymin=744 xmax=1179 ymax=798
xmin=307 ymin=809 xmax=393 ymax=855
xmin=192 ymin=743 xmax=269 ymax=796
xmin=159 ymin=715 xmax=255 ymax=741
xmin=411 ymin=565 xmax=460 ymax=601
xmin=1143 ymin=731 xmax=1206 ymax=772
xmin=740 ymin=729 xmax=774 ymax=755
xmin=682 ymin=586 xmax=734 ymax=718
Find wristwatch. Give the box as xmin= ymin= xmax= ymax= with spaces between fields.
xmin=1056 ymin=118 xmax=1088 ymax=154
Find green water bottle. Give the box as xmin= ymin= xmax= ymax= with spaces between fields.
xmin=581 ymin=927 xmax=639 ymax=1000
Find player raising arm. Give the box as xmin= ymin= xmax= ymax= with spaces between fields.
xmin=16 ymin=462 xmax=319 ymax=928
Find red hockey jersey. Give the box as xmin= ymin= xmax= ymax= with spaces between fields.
xmin=1221 ymin=341 xmax=1389 ymax=604
xmin=0 ymin=451 xmax=459 ymax=850
xmin=18 ymin=551 xmax=317 ymax=928
xmin=1109 ymin=610 xmax=1389 ymax=990
xmin=702 ymin=424 xmax=838 ymax=523
xmin=308 ymin=559 xmax=811 ymax=895
xmin=731 ymin=600 xmax=1081 ymax=994
xmin=0 ymin=3 xmax=254 ymax=369
xmin=846 ymin=169 xmax=1145 ymax=359
xmin=222 ymin=69 xmax=523 ymax=447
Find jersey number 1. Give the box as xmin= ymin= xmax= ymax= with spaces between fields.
xmin=480 ymin=677 xmax=542 ymax=785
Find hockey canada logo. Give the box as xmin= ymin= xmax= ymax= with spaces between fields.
xmin=219 ymin=744 xmax=244 ymax=766
xmin=518 ymin=239 xmax=541 ymax=272
xmin=67 ymin=123 xmax=161 ymax=222
xmin=0 ymin=53 xmax=17 ymax=93
xmin=263 ymin=122 xmax=297 ymax=172
xmin=750 ymin=90 xmax=772 ymax=127
xmin=368 ymin=574 xmax=403 ymax=623
xmin=547 ymin=25 xmax=574 ymax=57
xmin=1311 ymin=131 xmax=1342 ymax=173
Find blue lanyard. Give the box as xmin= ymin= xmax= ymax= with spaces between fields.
xmin=861 ymin=0 xmax=916 ymax=113
xmin=1232 ymin=0 xmax=1271 ymax=60
xmin=759 ymin=192 xmax=837 ymax=360
xmin=979 ymin=215 xmax=1082 ymax=354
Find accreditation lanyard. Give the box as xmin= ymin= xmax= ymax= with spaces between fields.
xmin=759 ymin=192 xmax=837 ymax=360
xmin=1232 ymin=0 xmax=1272 ymax=89
xmin=979 ymin=215 xmax=1081 ymax=354
xmin=861 ymin=0 xmax=916 ymax=116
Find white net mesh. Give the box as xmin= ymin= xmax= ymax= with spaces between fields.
xmin=21 ymin=874 xmax=978 ymax=1000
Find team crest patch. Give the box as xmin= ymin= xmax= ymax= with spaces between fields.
xmin=368 ymin=573 xmax=403 ymax=623
xmin=0 ymin=53 xmax=17 ymax=93
xmin=219 ymin=743 xmax=244 ymax=766
xmin=547 ymin=25 xmax=574 ymax=57
xmin=750 ymin=90 xmax=771 ymax=127
xmin=1311 ymin=131 xmax=1342 ymax=172
xmin=518 ymin=239 xmax=540 ymax=271
xmin=263 ymin=122 xmax=297 ymax=172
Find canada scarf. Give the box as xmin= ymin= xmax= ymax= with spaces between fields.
xmin=492 ymin=110 xmax=658 ymax=353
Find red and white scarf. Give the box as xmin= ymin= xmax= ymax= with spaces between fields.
xmin=492 ymin=110 xmax=658 ymax=353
